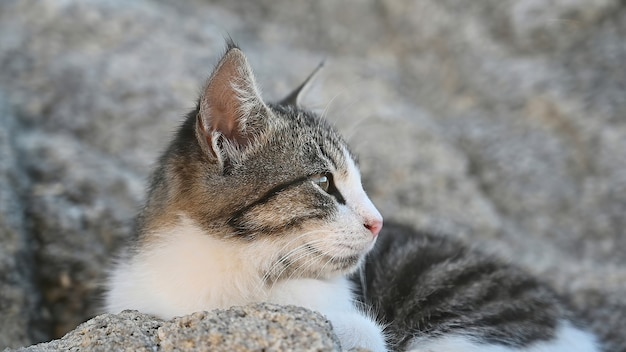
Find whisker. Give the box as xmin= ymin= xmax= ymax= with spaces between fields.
xmin=260 ymin=231 xmax=327 ymax=281
xmin=267 ymin=245 xmax=321 ymax=292
xmin=287 ymin=240 xmax=347 ymax=283
xmin=256 ymin=228 xmax=365 ymax=298
xmin=262 ymin=237 xmax=332 ymax=291
xmin=343 ymin=114 xmax=378 ymax=145
xmin=319 ymin=92 xmax=343 ymax=122
xmin=268 ymin=238 xmax=333 ymax=285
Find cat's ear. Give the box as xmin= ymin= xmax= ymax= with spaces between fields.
xmin=196 ymin=45 xmax=268 ymax=164
xmin=278 ymin=61 xmax=324 ymax=107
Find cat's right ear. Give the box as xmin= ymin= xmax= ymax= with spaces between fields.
xmin=196 ymin=45 xmax=268 ymax=167
xmin=278 ymin=61 xmax=325 ymax=107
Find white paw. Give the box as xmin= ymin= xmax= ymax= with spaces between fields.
xmin=327 ymin=311 xmax=387 ymax=352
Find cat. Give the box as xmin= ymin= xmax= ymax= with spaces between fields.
xmin=105 ymin=42 xmax=601 ymax=352
xmin=354 ymin=222 xmax=601 ymax=351
xmin=104 ymin=41 xmax=386 ymax=351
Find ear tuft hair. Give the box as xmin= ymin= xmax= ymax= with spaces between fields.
xmin=195 ymin=44 xmax=269 ymax=168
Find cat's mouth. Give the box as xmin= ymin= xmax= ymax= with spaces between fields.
xmin=311 ymin=242 xmax=371 ymax=274
xmin=265 ymin=241 xmax=369 ymax=282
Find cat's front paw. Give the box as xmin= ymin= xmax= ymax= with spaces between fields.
xmin=327 ymin=311 xmax=387 ymax=352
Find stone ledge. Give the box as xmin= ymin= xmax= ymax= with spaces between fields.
xmin=12 ymin=304 xmax=341 ymax=352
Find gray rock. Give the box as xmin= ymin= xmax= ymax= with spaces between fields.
xmin=0 ymin=94 xmax=47 ymax=348
xmin=510 ymin=0 xmax=621 ymax=51
xmin=0 ymin=0 xmax=624 ymax=350
xmin=14 ymin=304 xmax=340 ymax=352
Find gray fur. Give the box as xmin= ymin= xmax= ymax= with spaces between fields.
xmin=353 ymin=222 xmax=592 ymax=350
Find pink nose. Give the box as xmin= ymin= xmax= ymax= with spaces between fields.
xmin=365 ymin=218 xmax=383 ymax=237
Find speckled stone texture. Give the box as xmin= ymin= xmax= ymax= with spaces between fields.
xmin=0 ymin=0 xmax=624 ymax=351
xmin=15 ymin=304 xmax=341 ymax=352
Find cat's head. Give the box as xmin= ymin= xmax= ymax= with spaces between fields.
xmin=144 ymin=43 xmax=382 ymax=282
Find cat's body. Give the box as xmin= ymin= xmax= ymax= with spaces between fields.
xmin=353 ymin=222 xmax=600 ymax=351
xmin=105 ymin=43 xmax=600 ymax=352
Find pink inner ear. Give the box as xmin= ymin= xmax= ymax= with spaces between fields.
xmin=198 ymin=48 xmax=260 ymax=148
xmin=206 ymin=82 xmax=240 ymax=140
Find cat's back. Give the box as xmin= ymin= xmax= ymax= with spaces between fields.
xmin=355 ymin=222 xmax=601 ymax=352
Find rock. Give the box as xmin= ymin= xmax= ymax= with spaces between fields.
xmin=0 ymin=94 xmax=47 ymax=348
xmin=0 ymin=0 xmax=625 ymax=350
xmin=13 ymin=304 xmax=340 ymax=352
xmin=510 ymin=0 xmax=621 ymax=51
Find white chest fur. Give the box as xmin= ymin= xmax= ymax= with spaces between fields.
xmin=106 ymin=216 xmax=266 ymax=318
xmin=105 ymin=216 xmax=387 ymax=351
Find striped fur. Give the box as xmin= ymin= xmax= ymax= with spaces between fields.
xmin=353 ymin=222 xmax=600 ymax=351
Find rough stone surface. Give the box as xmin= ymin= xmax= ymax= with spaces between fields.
xmin=0 ymin=0 xmax=624 ymax=351
xmin=13 ymin=304 xmax=340 ymax=352
xmin=0 ymin=95 xmax=47 ymax=348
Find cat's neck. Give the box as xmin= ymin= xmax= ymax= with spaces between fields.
xmin=115 ymin=215 xmax=270 ymax=319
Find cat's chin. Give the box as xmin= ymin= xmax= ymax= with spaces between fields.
xmin=292 ymin=249 xmax=370 ymax=280
xmin=328 ymin=250 xmax=372 ymax=277
xmin=313 ymin=265 xmax=361 ymax=280
xmin=329 ymin=237 xmax=377 ymax=276
xmin=331 ymin=236 xmax=378 ymax=274
xmin=341 ymin=260 xmax=366 ymax=276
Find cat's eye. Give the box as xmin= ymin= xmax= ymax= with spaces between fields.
xmin=312 ymin=174 xmax=330 ymax=192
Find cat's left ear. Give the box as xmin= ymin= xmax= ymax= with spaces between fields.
xmin=196 ymin=45 xmax=269 ymax=164
xmin=278 ymin=61 xmax=324 ymax=107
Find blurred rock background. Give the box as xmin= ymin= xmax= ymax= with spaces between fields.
xmin=0 ymin=0 xmax=624 ymax=350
